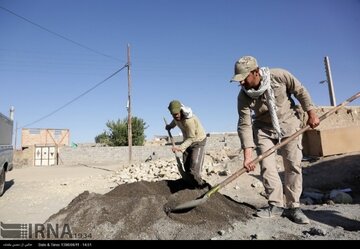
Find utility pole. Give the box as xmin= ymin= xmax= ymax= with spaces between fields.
xmin=127 ymin=44 xmax=132 ymax=163
xmin=324 ymin=56 xmax=337 ymax=106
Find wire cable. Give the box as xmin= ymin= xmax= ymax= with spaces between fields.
xmin=18 ymin=64 xmax=128 ymax=129
xmin=0 ymin=6 xmax=122 ymax=62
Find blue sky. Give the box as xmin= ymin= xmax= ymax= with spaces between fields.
xmin=1 ymin=0 xmax=359 ymax=147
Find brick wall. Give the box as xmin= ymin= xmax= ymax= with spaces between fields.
xmin=21 ymin=128 xmax=70 ymax=148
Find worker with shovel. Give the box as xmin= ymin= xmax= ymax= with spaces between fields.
xmin=165 ymin=100 xmax=208 ymax=189
xmin=230 ymin=56 xmax=320 ymax=224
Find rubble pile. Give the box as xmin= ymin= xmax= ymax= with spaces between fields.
xmin=107 ymin=149 xmax=241 ymax=185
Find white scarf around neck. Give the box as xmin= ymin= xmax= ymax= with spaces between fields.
xmin=243 ymin=67 xmax=283 ymax=141
xmin=180 ymin=105 xmax=193 ymax=119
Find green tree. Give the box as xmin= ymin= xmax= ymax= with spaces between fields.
xmin=94 ymin=131 xmax=111 ymax=145
xmin=95 ymin=117 xmax=147 ymax=146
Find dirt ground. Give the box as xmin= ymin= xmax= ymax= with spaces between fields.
xmin=0 ymin=152 xmax=360 ymax=240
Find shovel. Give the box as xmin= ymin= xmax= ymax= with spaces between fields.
xmin=163 ymin=118 xmax=190 ymax=181
xmin=168 ymin=91 xmax=360 ymax=212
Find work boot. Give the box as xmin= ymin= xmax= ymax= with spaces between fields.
xmin=197 ymin=182 xmax=211 ymax=190
xmin=285 ymin=208 xmax=310 ymax=224
xmin=187 ymin=181 xmax=210 ymax=190
xmin=255 ymin=204 xmax=284 ymax=218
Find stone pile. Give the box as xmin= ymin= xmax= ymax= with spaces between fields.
xmin=106 ymin=149 xmax=241 ymax=185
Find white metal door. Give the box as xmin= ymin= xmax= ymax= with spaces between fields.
xmin=34 ymin=146 xmax=57 ymax=166
xmin=35 ymin=147 xmax=42 ymax=166
xmin=49 ymin=147 xmax=56 ymax=165
xmin=41 ymin=147 xmax=49 ymax=166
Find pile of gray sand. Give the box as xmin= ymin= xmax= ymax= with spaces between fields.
xmin=45 ymin=179 xmax=254 ymax=240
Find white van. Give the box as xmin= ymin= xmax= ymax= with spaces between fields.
xmin=0 ymin=109 xmax=14 ymax=196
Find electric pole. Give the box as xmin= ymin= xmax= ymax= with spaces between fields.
xmin=127 ymin=44 xmax=132 ymax=163
xmin=324 ymin=56 xmax=337 ymax=106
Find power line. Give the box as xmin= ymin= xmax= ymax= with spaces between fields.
xmin=0 ymin=6 xmax=122 ymax=62
xmin=18 ymin=64 xmax=128 ymax=129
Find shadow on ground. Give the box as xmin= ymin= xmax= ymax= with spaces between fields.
xmin=302 ymin=154 xmax=360 ymax=203
xmin=2 ymin=179 xmax=14 ymax=196
xmin=304 ymin=209 xmax=360 ymax=231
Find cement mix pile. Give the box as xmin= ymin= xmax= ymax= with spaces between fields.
xmin=45 ymin=179 xmax=253 ymax=240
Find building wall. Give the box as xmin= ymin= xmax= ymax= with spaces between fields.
xmin=21 ymin=128 xmax=70 ymax=148
xmin=13 ymin=147 xmax=34 ymax=168
xmin=296 ymin=106 xmax=360 ymax=130
xmin=14 ymin=132 xmax=241 ymax=167
xmin=58 ymin=132 xmax=241 ymax=166
xmin=13 ymin=106 xmax=360 ymax=167
xmin=301 ymin=106 xmax=360 ymax=156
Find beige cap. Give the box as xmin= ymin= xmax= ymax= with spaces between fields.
xmin=230 ymin=56 xmax=258 ymax=82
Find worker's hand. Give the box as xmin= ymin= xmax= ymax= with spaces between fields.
xmin=243 ymin=148 xmax=255 ymax=172
xmin=307 ymin=110 xmax=320 ymax=129
xmin=171 ymin=146 xmax=182 ymax=153
xmin=243 ymin=157 xmax=256 ymax=172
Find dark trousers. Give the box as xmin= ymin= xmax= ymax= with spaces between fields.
xmin=183 ymin=138 xmax=206 ymax=186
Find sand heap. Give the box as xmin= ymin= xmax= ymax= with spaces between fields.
xmin=45 ymin=179 xmax=254 ymax=240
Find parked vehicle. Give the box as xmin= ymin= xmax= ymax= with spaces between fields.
xmin=0 ymin=107 xmax=14 ymax=196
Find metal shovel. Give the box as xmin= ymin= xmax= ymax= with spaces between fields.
xmin=163 ymin=118 xmax=189 ymax=181
xmin=168 ymin=91 xmax=360 ymax=212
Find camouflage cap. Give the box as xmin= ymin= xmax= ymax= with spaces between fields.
xmin=230 ymin=56 xmax=258 ymax=82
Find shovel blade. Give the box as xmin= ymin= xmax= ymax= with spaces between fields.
xmin=170 ymin=195 xmax=209 ymax=212
xmin=169 ymin=184 xmax=221 ymax=213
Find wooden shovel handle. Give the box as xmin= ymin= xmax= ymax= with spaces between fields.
xmin=163 ymin=118 xmax=176 ymax=147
